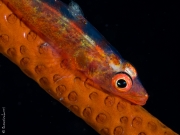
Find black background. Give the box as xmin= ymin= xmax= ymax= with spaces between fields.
xmin=0 ymin=0 xmax=179 ymax=134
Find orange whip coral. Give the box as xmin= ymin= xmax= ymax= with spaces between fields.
xmin=0 ymin=0 xmax=179 ymax=134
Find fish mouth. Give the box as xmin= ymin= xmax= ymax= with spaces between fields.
xmin=110 ymin=87 xmax=148 ymax=105
xmin=127 ymin=94 xmax=149 ymax=105
xmin=116 ymin=91 xmax=148 ymax=105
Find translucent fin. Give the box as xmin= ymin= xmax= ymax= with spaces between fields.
xmin=68 ymin=1 xmax=84 ymax=18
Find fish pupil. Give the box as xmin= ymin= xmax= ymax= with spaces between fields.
xmin=117 ymin=79 xmax=127 ymax=88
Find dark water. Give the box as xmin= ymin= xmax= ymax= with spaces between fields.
xmin=0 ymin=0 xmax=179 ymax=134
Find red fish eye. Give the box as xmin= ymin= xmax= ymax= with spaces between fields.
xmin=112 ymin=73 xmax=132 ymax=92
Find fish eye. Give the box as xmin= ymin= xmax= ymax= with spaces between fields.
xmin=112 ymin=72 xmax=132 ymax=92
xmin=116 ymin=79 xmax=127 ymax=88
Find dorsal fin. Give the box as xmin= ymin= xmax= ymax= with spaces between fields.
xmin=68 ymin=1 xmax=84 ymax=18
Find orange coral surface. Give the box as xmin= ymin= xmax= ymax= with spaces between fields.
xmin=0 ymin=1 xmax=178 ymax=135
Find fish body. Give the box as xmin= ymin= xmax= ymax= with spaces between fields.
xmin=2 ymin=0 xmax=148 ymax=105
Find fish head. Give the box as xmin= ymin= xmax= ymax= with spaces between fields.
xmin=110 ymin=62 xmax=148 ymax=105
